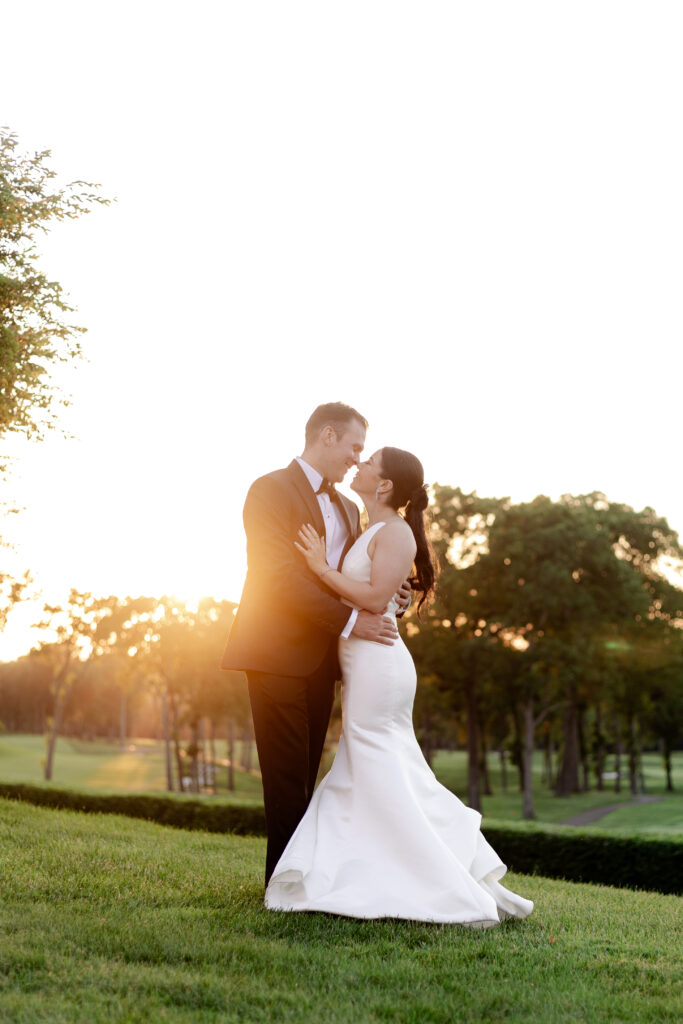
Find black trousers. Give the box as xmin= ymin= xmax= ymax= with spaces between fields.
xmin=247 ymin=643 xmax=338 ymax=886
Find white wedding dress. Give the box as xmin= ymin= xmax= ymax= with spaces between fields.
xmin=265 ymin=523 xmax=534 ymax=926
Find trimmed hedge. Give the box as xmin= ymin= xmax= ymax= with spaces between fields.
xmin=0 ymin=783 xmax=266 ymax=836
xmin=483 ymin=820 xmax=683 ymax=896
xmin=1 ymin=783 xmax=681 ymax=895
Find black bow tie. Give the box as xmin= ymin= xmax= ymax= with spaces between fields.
xmin=316 ymin=479 xmax=339 ymax=501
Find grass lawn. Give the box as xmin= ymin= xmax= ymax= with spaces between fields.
xmin=0 ymin=734 xmax=264 ymax=804
xmin=0 ymin=799 xmax=680 ymax=1024
xmin=432 ymin=749 xmax=683 ymax=830
xmin=589 ymin=796 xmax=683 ymax=834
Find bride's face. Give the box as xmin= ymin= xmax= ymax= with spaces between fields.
xmin=351 ymin=450 xmax=386 ymax=497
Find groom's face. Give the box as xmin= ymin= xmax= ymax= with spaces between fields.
xmin=324 ymin=419 xmax=366 ymax=483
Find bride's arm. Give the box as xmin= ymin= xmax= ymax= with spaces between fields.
xmin=295 ymin=523 xmax=415 ymax=615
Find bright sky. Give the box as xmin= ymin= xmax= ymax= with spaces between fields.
xmin=2 ymin=1 xmax=683 ymax=659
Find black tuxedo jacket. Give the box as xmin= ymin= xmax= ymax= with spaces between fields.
xmin=221 ymin=460 xmax=362 ymax=676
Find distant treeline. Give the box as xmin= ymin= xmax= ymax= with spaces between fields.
xmin=1 ymin=488 xmax=682 ymax=817
xmin=0 ymin=595 xmax=253 ymax=794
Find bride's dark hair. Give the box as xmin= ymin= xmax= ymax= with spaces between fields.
xmin=379 ymin=447 xmax=437 ymax=615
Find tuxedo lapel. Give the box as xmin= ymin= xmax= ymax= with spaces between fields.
xmin=335 ymin=493 xmax=355 ymax=540
xmin=286 ymin=460 xmax=326 ymax=536
xmin=338 ymin=494 xmax=361 ymax=567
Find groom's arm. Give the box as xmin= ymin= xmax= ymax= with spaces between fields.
xmin=243 ymin=476 xmax=354 ymax=636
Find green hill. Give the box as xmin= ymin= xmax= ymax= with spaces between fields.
xmin=0 ymin=799 xmax=680 ymax=1023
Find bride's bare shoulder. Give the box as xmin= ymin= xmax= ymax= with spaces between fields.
xmin=370 ymin=518 xmax=416 ymax=558
xmin=383 ymin=518 xmax=414 ymax=538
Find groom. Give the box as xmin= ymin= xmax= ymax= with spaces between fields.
xmin=222 ymin=402 xmax=404 ymax=884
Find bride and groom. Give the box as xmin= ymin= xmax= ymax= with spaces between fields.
xmin=222 ymin=402 xmax=532 ymax=926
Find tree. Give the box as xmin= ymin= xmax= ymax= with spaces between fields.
xmin=477 ymin=494 xmax=681 ymax=808
xmin=190 ymin=598 xmax=249 ymax=794
xmin=36 ymin=591 xmax=121 ymax=780
xmin=0 ymin=131 xmax=109 ymax=441
xmin=648 ymin=649 xmax=683 ymax=792
xmin=424 ymin=486 xmax=683 ymax=819
xmin=423 ymin=487 xmax=515 ymax=812
xmin=103 ymin=596 xmax=160 ymax=748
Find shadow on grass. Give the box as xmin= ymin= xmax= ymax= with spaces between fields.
xmin=246 ymin=898 xmax=527 ymax=949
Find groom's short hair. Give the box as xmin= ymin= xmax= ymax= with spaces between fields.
xmin=305 ymin=402 xmax=368 ymax=444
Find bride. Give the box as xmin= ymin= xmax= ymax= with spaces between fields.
xmin=265 ymin=446 xmax=533 ymax=927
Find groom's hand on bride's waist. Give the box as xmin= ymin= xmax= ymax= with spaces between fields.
xmin=351 ymin=610 xmax=399 ymax=645
xmin=394 ymin=580 xmax=412 ymax=617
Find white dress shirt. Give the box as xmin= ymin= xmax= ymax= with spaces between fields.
xmin=295 ymin=457 xmax=358 ymax=638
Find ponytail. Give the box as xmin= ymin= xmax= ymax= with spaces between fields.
xmin=379 ymin=449 xmax=437 ymax=615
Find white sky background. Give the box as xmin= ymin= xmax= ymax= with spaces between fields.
xmin=2 ymin=1 xmax=683 ymax=658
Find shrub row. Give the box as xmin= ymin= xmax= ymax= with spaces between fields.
xmin=483 ymin=820 xmax=682 ymax=896
xmin=1 ymin=783 xmax=680 ymax=895
xmin=0 ymin=783 xmax=266 ymax=836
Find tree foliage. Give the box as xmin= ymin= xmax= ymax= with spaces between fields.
xmin=0 ymin=131 xmax=109 ymax=441
xmin=0 ymin=567 xmax=30 ymax=632
xmin=404 ymin=488 xmax=683 ymax=815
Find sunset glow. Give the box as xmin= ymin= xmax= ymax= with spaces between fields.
xmin=2 ymin=2 xmax=683 ymax=659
